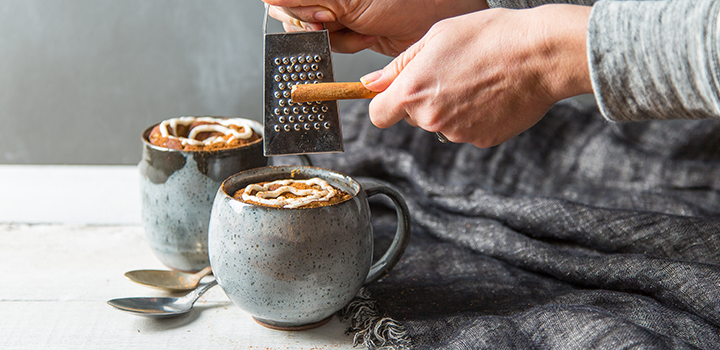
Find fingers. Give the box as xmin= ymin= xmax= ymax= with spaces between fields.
xmin=364 ymin=42 xmax=425 ymax=129
xmin=268 ymin=4 xmax=349 ymax=33
xmin=280 ymin=5 xmax=336 ymax=23
xmin=266 ymin=2 xmax=335 ymax=24
xmin=362 ymin=40 xmax=423 ymax=92
xmin=328 ymin=30 xmax=378 ymax=54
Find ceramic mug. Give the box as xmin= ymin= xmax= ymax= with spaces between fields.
xmin=138 ymin=118 xmax=309 ymax=272
xmin=208 ymin=165 xmax=411 ymax=330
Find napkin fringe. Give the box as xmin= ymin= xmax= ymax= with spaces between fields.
xmin=339 ymin=288 xmax=412 ymax=349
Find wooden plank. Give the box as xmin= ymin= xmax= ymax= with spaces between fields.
xmin=0 ymin=224 xmax=355 ymax=349
xmin=0 ymin=301 xmax=354 ymax=349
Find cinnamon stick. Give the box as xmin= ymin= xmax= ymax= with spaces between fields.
xmin=291 ymin=82 xmax=378 ymax=103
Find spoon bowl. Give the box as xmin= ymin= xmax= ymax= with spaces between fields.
xmin=107 ymin=280 xmax=218 ymax=318
xmin=124 ymin=266 xmax=212 ymax=292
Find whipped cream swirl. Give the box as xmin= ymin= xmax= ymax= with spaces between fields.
xmin=241 ymin=178 xmax=337 ymax=209
xmin=159 ymin=116 xmax=255 ymax=146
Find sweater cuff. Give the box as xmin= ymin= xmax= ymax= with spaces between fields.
xmin=589 ymin=0 xmax=720 ymax=122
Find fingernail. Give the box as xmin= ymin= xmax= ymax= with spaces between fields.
xmin=360 ymin=70 xmax=383 ymax=85
xmin=313 ymin=10 xmax=335 ymax=22
xmin=304 ymin=22 xmax=323 ymax=31
xmin=362 ymin=35 xmax=378 ymax=44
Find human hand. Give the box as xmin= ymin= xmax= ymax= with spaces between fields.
xmin=262 ymin=0 xmax=488 ymax=56
xmin=362 ymin=4 xmax=594 ymax=147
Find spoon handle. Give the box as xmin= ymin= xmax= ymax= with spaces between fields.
xmin=189 ymin=280 xmax=218 ymax=303
xmin=195 ymin=266 xmax=213 ymax=280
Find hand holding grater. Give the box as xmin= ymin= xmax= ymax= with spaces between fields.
xmin=262 ymin=5 xmax=343 ymax=156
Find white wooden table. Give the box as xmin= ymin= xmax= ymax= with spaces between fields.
xmin=0 ymin=165 xmax=355 ymax=350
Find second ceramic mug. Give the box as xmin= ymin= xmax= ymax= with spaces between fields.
xmin=208 ymin=165 xmax=411 ymax=330
xmin=138 ymin=118 xmax=309 ymax=272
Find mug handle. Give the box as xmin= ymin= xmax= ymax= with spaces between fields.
xmin=359 ymin=178 xmax=412 ymax=284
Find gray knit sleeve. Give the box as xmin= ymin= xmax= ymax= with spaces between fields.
xmin=588 ymin=0 xmax=720 ymax=122
xmin=487 ymin=0 xmax=594 ymax=9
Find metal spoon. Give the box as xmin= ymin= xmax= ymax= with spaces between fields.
xmin=107 ymin=280 xmax=218 ymax=318
xmin=124 ymin=266 xmax=212 ymax=292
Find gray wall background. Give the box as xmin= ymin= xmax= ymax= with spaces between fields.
xmin=0 ymin=0 xmax=392 ymax=164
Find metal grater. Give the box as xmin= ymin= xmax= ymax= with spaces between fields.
xmin=262 ymin=5 xmax=343 ymax=156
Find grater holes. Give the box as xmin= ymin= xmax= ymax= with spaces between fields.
xmin=271 ymin=54 xmax=333 ymax=136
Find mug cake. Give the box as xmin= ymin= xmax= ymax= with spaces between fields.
xmin=148 ymin=116 xmax=261 ymax=151
xmin=234 ymin=177 xmax=351 ymax=209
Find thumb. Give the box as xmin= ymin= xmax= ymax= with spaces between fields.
xmin=360 ymin=41 xmax=425 ymax=92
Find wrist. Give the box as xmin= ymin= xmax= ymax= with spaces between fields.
xmin=531 ymin=4 xmax=593 ymax=102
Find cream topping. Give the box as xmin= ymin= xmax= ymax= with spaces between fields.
xmin=158 ymin=116 xmax=254 ymax=146
xmin=241 ymin=178 xmax=337 ymax=209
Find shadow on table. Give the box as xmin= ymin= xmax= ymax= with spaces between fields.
xmin=138 ymin=301 xmax=233 ymax=330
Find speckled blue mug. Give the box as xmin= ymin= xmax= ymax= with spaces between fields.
xmin=208 ymin=166 xmax=411 ymax=330
xmin=139 ymin=119 xmax=309 ymax=272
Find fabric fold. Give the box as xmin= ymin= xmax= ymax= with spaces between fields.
xmin=318 ymin=100 xmax=720 ymax=348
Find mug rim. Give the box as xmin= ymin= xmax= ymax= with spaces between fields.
xmin=219 ymin=165 xmax=361 ymax=210
xmin=141 ymin=116 xmax=263 ymax=154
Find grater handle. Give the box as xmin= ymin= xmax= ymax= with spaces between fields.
xmin=263 ymin=3 xmax=269 ymax=34
xmin=291 ymin=82 xmax=378 ymax=103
